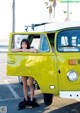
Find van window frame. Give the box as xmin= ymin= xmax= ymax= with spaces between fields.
xmin=10 ymin=33 xmax=51 ymax=53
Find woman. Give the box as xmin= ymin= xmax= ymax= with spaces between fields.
xmin=11 ymin=39 xmax=38 ymax=109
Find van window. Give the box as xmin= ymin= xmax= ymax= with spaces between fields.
xmin=57 ymin=30 xmax=80 ymax=52
xmin=11 ymin=34 xmax=40 ymax=49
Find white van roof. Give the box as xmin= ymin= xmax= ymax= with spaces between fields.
xmin=26 ymin=21 xmax=80 ymax=32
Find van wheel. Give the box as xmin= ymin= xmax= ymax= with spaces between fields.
xmin=43 ymin=93 xmax=53 ymax=106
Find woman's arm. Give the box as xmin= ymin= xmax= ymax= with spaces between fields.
xmin=21 ymin=48 xmax=39 ymax=53
xmin=10 ymin=48 xmax=39 ymax=53
xmin=10 ymin=48 xmax=22 ymax=52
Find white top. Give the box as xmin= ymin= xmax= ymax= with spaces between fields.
xmin=27 ymin=21 xmax=80 ymax=32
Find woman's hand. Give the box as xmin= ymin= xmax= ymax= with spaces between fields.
xmin=29 ymin=48 xmax=39 ymax=53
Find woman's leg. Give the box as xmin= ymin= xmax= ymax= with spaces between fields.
xmin=28 ymin=77 xmax=34 ymax=101
xmin=22 ymin=76 xmax=28 ymax=100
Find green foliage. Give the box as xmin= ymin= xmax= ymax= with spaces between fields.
xmin=70 ymin=12 xmax=72 ymax=14
xmin=63 ymin=11 xmax=67 ymax=14
xmin=63 ymin=10 xmax=72 ymax=15
xmin=48 ymin=0 xmax=54 ymax=2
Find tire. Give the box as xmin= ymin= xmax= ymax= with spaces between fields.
xmin=34 ymin=80 xmax=40 ymax=90
xmin=43 ymin=93 xmax=53 ymax=106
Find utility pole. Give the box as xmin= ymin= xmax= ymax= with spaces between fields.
xmin=12 ymin=0 xmax=15 ymax=32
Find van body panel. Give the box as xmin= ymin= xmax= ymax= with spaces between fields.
xmin=56 ymin=53 xmax=80 ymax=90
xmin=7 ymin=32 xmax=59 ymax=94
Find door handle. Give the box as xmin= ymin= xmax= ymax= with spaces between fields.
xmin=7 ymin=60 xmax=15 ymax=64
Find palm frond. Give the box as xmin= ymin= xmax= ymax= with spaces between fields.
xmin=63 ymin=11 xmax=67 ymax=14
xmin=70 ymin=12 xmax=72 ymax=14
xmin=45 ymin=2 xmax=48 ymax=5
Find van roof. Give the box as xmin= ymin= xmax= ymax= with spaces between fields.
xmin=27 ymin=21 xmax=80 ymax=32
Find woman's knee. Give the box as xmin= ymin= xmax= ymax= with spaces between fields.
xmin=22 ymin=77 xmax=27 ymax=86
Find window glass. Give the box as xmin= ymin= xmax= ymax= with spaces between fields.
xmin=40 ymin=35 xmax=50 ymax=52
xmin=57 ymin=30 xmax=80 ymax=52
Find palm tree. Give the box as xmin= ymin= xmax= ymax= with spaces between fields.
xmin=53 ymin=0 xmax=56 ymax=18
xmin=45 ymin=0 xmax=56 ymax=19
xmin=45 ymin=1 xmax=52 ymax=19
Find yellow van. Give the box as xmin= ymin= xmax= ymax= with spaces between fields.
xmin=7 ymin=23 xmax=80 ymax=105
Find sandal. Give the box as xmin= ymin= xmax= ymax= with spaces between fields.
xmin=32 ymin=99 xmax=40 ymax=107
xmin=27 ymin=100 xmax=33 ymax=108
xmin=27 ymin=99 xmax=40 ymax=108
xmin=18 ymin=98 xmax=27 ymax=109
xmin=18 ymin=96 xmax=30 ymax=109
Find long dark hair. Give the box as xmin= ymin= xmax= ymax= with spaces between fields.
xmin=20 ymin=39 xmax=30 ymax=49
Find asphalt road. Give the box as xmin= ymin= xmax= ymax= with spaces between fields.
xmin=0 ymin=53 xmax=80 ymax=113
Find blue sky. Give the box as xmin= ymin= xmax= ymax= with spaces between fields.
xmin=0 ymin=0 xmax=80 ymax=39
